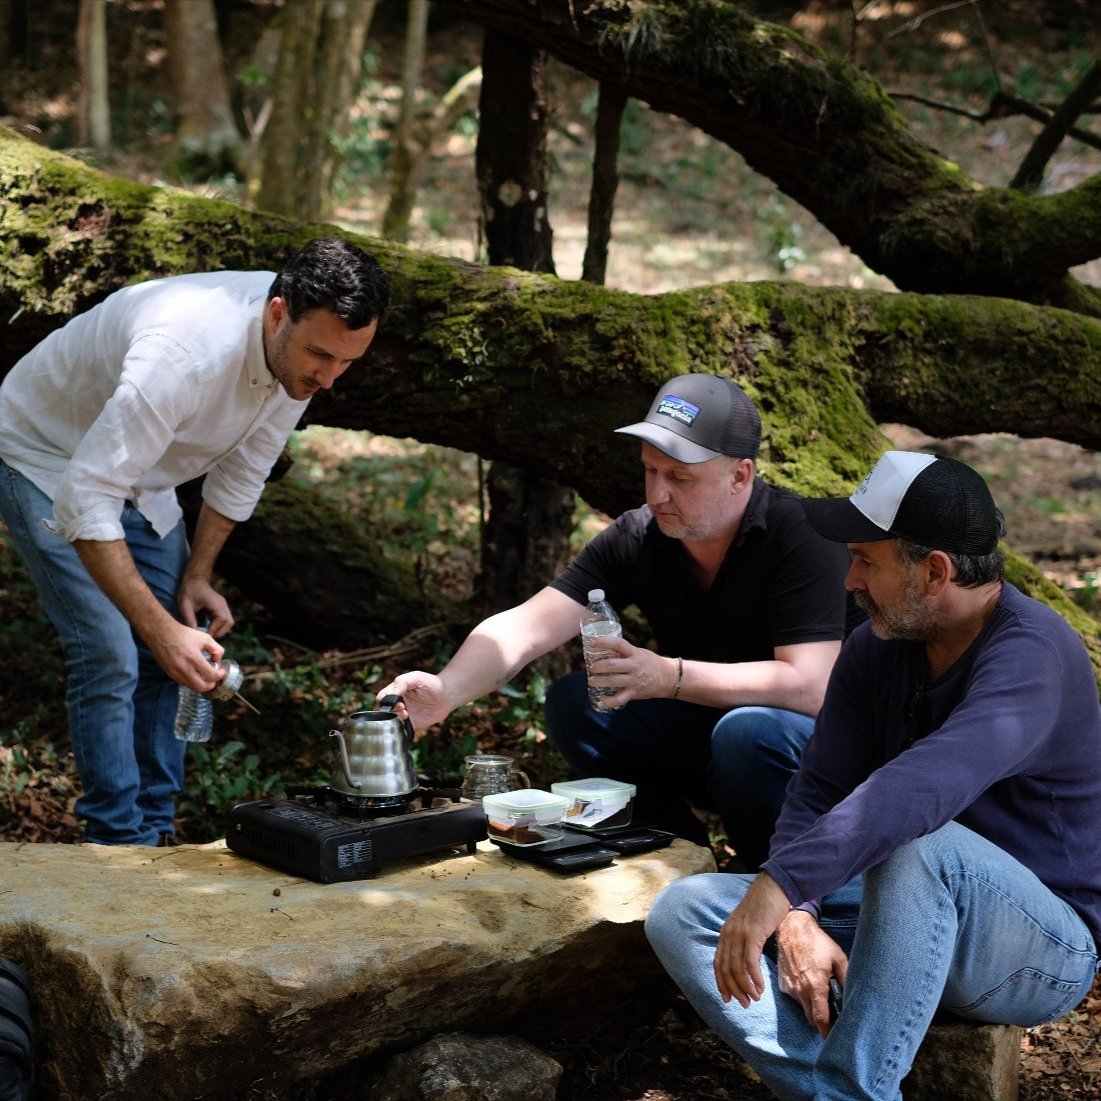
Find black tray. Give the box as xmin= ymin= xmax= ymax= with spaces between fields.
xmin=562 ymin=821 xmax=676 ymax=854
xmin=492 ymin=832 xmax=619 ymax=872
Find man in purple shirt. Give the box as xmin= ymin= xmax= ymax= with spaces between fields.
xmin=646 ymin=450 xmax=1101 ymax=1101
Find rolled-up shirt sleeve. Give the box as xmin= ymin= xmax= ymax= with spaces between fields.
xmin=200 ymin=400 xmax=304 ymax=522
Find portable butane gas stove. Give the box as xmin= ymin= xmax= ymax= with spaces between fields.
xmin=226 ymin=785 xmax=488 ymax=883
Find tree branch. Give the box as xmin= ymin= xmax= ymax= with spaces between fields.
xmin=1011 ymin=60 xmax=1101 ymax=192
xmin=887 ymin=89 xmax=1101 ymax=154
xmin=435 ymin=0 xmax=1101 ymax=312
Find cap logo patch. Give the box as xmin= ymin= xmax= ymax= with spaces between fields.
xmin=656 ymin=395 xmax=699 ymax=427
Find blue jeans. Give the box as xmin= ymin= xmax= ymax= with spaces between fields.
xmin=544 ymin=669 xmax=815 ymax=864
xmin=645 ymin=821 xmax=1099 ymax=1101
xmin=0 ymin=459 xmax=187 ymax=845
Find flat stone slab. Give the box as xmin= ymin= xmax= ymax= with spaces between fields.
xmin=907 ymin=1016 xmax=1021 ymax=1101
xmin=0 ymin=837 xmax=714 ymax=1100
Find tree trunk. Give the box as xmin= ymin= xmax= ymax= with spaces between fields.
xmin=382 ymin=0 xmax=431 ymax=242
xmin=434 ymin=0 xmax=1101 ymax=316
xmin=474 ymin=28 xmax=575 ymax=645
xmin=3 ymin=125 xmax=1101 ymax=481
xmin=255 ymin=1 xmax=322 ymax=218
xmin=304 ymin=0 xmax=378 ymax=217
xmin=581 ymin=83 xmax=626 ymax=287
xmin=0 ymin=0 xmax=13 ymax=108
xmin=163 ymin=0 xmax=243 ymax=179
xmin=475 ymin=30 xmax=556 ymax=273
xmin=478 ymin=463 xmax=576 ymax=612
xmin=382 ymin=63 xmax=484 ymax=242
xmin=76 ymin=0 xmax=110 ymax=151
xmin=1 ymin=125 xmax=1100 ymax=668
xmin=255 ymin=0 xmax=376 ymax=222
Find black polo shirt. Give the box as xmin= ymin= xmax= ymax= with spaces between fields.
xmin=550 ymin=479 xmax=851 ymax=663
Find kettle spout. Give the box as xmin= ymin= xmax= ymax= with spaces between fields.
xmin=329 ymin=729 xmax=361 ymax=791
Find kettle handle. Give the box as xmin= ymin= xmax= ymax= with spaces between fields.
xmin=378 ymin=693 xmax=416 ymax=743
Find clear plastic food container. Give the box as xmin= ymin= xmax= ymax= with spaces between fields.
xmin=551 ymin=777 xmax=636 ymax=829
xmin=482 ymin=788 xmax=571 ymax=846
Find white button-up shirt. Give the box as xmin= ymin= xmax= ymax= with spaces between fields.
xmin=0 ymin=271 xmax=310 ymax=541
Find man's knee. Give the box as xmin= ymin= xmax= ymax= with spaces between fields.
xmin=647 ymin=874 xmax=717 ymax=943
xmin=646 ymin=872 xmax=754 ymax=953
xmin=866 ymin=821 xmax=973 ymax=897
xmin=711 ymin=706 xmax=810 ymax=769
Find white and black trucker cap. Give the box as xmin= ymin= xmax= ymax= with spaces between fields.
xmin=802 ymin=451 xmax=1000 ymax=555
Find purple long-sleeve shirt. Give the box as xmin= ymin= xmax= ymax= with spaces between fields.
xmin=762 ymin=582 xmax=1101 ymax=949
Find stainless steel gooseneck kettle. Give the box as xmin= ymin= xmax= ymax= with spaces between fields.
xmin=328 ymin=694 xmax=417 ymax=798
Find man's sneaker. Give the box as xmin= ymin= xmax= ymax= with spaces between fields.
xmin=156 ymin=833 xmax=180 ymax=847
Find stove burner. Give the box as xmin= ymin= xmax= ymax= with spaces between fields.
xmin=285 ymin=784 xmax=464 ymax=820
xmin=226 ymin=785 xmax=488 ymax=883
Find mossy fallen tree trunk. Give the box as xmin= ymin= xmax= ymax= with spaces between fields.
xmin=0 ymin=126 xmax=1098 ymax=668
xmin=177 ymin=479 xmax=454 ymax=651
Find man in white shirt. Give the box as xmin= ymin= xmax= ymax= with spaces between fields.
xmin=0 ymin=238 xmax=389 ymax=845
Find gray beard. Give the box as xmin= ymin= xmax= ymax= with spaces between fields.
xmin=853 ymin=583 xmax=934 ymax=641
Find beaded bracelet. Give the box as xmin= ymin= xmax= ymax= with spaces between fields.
xmin=671 ymin=656 xmax=684 ymax=700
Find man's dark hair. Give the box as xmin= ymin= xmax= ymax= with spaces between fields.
xmin=898 ymin=507 xmax=1007 ymax=587
xmin=268 ymin=238 xmax=390 ymax=329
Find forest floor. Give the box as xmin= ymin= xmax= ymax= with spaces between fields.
xmin=2 ymin=1 xmax=1101 ymax=1098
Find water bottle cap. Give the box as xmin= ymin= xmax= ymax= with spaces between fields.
xmin=588 ymin=589 xmax=605 ymax=602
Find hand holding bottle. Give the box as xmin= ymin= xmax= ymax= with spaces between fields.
xmin=581 ymin=589 xmax=623 ymax=711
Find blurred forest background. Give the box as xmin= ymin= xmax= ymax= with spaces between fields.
xmin=1 ymin=3 xmax=1100 ymax=1094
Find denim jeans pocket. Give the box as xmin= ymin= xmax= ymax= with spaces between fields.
xmin=955 ymin=962 xmax=1095 ymax=1027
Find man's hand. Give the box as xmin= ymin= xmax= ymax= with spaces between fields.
xmin=375 ymin=672 xmax=452 ymax=737
xmin=74 ymin=537 xmax=225 ymax=689
xmin=713 ymin=872 xmax=792 ymax=1007
xmin=177 ymin=504 xmax=237 ymax=637
xmin=586 ymin=635 xmax=677 ymax=705
xmin=178 ymin=575 xmax=234 ymax=637
xmin=150 ymin=620 xmax=225 ymax=692
xmin=776 ymin=909 xmax=849 ymax=1037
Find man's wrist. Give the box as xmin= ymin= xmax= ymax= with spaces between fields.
xmin=670 ymin=656 xmax=684 ymax=699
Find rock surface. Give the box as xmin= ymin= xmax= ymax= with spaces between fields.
xmin=0 ymin=837 xmax=713 ymax=1100
xmin=906 ymin=1017 xmax=1021 ymax=1101
xmin=365 ymin=1032 xmax=562 ymax=1100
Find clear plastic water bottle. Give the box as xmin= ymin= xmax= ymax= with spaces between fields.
xmin=174 ymin=626 xmax=215 ymax=743
xmin=174 ymin=684 xmax=214 ymax=743
xmin=581 ymin=588 xmax=622 ymax=711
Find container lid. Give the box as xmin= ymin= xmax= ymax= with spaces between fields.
xmin=587 ymin=588 xmax=605 ymax=601
xmin=551 ymin=777 xmax=637 ymax=800
xmin=482 ymin=788 xmax=570 ymax=814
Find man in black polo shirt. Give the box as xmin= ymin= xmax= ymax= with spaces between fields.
xmin=381 ymin=374 xmax=851 ymax=863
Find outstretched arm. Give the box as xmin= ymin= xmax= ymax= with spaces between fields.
xmin=379 ymin=586 xmax=583 ymax=733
